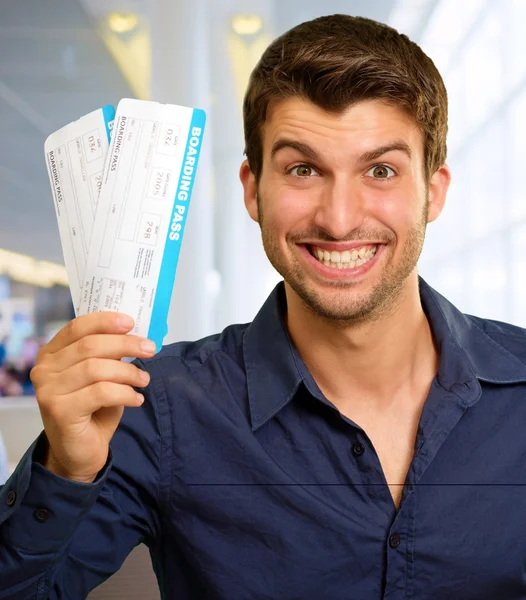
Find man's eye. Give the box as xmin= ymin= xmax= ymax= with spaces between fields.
xmin=289 ymin=164 xmax=319 ymax=177
xmin=366 ymin=165 xmax=396 ymax=179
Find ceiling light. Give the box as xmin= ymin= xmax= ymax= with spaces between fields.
xmin=232 ymin=15 xmax=262 ymax=36
xmin=0 ymin=249 xmax=69 ymax=288
xmin=107 ymin=13 xmax=138 ymax=34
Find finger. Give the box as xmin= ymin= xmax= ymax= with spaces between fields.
xmin=44 ymin=312 xmax=135 ymax=355
xmin=51 ymin=333 xmax=156 ymax=372
xmin=59 ymin=382 xmax=145 ymax=419
xmin=50 ymin=359 xmax=150 ymax=395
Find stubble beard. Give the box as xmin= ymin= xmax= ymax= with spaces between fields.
xmin=257 ymin=192 xmax=429 ymax=326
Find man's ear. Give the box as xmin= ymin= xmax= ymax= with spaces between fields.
xmin=240 ymin=160 xmax=259 ymax=223
xmin=427 ymin=164 xmax=451 ymax=224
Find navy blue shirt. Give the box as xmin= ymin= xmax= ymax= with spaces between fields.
xmin=2 ymin=277 xmax=526 ymax=599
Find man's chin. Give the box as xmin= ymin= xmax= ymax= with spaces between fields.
xmin=286 ymin=279 xmax=379 ymax=323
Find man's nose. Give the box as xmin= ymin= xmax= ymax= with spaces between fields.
xmin=313 ymin=178 xmax=367 ymax=240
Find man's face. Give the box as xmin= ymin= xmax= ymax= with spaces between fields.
xmin=241 ymin=97 xmax=450 ymax=323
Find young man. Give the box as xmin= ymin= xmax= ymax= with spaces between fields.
xmin=1 ymin=14 xmax=525 ymax=600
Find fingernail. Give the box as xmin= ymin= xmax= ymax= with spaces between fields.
xmin=136 ymin=393 xmax=144 ymax=404
xmin=140 ymin=370 xmax=150 ymax=383
xmin=140 ymin=340 xmax=156 ymax=354
xmin=118 ymin=315 xmax=134 ymax=329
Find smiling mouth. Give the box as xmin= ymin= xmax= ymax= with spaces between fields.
xmin=307 ymin=244 xmax=379 ymax=269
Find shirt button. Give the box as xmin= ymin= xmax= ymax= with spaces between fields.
xmin=34 ymin=508 xmax=50 ymax=523
xmin=389 ymin=533 xmax=401 ymax=549
xmin=352 ymin=443 xmax=365 ymax=457
xmin=6 ymin=491 xmax=16 ymax=506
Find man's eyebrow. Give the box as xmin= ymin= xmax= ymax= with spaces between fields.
xmin=270 ymin=140 xmax=319 ymax=161
xmin=358 ymin=141 xmax=413 ymax=163
xmin=270 ymin=139 xmax=413 ymax=163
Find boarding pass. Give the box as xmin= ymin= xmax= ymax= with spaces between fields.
xmin=77 ymin=99 xmax=206 ymax=350
xmin=44 ymin=105 xmax=115 ymax=312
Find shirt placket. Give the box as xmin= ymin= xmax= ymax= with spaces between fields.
xmin=382 ymin=379 xmax=480 ymax=599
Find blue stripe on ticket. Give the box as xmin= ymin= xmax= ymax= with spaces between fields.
xmin=102 ymin=104 xmax=116 ymax=142
xmin=147 ymin=108 xmax=207 ymax=349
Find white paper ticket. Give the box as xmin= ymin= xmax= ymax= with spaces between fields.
xmin=78 ymin=98 xmax=206 ymax=350
xmin=44 ymin=106 xmax=115 ymax=312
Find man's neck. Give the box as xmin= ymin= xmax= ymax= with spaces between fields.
xmin=284 ymin=274 xmax=439 ymax=416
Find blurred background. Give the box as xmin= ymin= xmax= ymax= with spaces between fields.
xmin=0 ymin=0 xmax=523 ymax=596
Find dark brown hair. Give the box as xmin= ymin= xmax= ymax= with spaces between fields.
xmin=243 ymin=14 xmax=448 ymax=183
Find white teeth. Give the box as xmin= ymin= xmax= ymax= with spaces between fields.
xmin=311 ymin=244 xmax=379 ymax=270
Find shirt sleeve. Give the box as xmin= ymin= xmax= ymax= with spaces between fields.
xmin=0 ymin=358 xmax=163 ymax=599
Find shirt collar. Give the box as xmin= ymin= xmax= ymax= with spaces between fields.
xmin=243 ymin=283 xmax=305 ymax=431
xmin=243 ymin=278 xmax=526 ymax=431
xmin=419 ymin=277 xmax=526 ymax=389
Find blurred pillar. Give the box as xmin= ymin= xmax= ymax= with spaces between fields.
xmin=150 ymin=0 xmax=216 ymax=344
xmin=0 ymin=275 xmax=11 ymax=346
xmin=0 ymin=275 xmax=10 ymax=301
xmin=211 ymin=11 xmax=279 ymax=331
